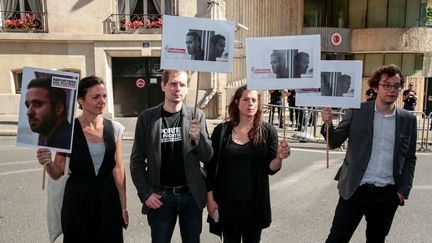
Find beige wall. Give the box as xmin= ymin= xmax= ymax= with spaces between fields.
xmin=352 ymin=28 xmax=432 ymax=53
xmin=46 ymin=0 xmax=113 ymax=34
xmin=0 ymin=42 xmax=93 ymax=114
xmin=0 ymin=42 xmax=93 ymax=91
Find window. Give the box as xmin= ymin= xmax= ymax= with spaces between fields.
xmin=406 ymin=0 xmax=421 ymax=27
xmin=0 ymin=0 xmax=44 ymax=30
xmin=331 ymin=0 xmax=349 ymax=28
xmin=12 ymin=69 xmax=23 ymax=94
xmin=304 ymin=0 xmax=348 ymax=27
xmin=352 ymin=53 xmax=424 ymax=77
xmin=414 ymin=54 xmax=423 ymax=75
xmin=367 ymin=0 xmax=388 ymax=27
xmin=402 ymin=54 xmax=415 ymax=76
xmin=119 ymin=0 xmax=174 ymax=16
xmin=388 ymin=0 xmax=406 ymax=27
xmin=364 ymin=54 xmax=384 ymax=76
xmin=349 ymin=0 xmax=367 ymax=28
xmin=304 ymin=0 xmax=326 ymax=27
xmin=384 ymin=54 xmax=402 ymax=68
xmin=347 ymin=0 xmax=425 ymax=28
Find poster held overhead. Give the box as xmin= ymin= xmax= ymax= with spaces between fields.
xmin=161 ymin=15 xmax=235 ymax=73
xmin=246 ymin=35 xmax=321 ymax=90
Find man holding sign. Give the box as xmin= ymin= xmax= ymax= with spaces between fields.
xmin=130 ymin=69 xmax=213 ymax=243
xmin=321 ymin=64 xmax=417 ymax=242
xmin=25 ymin=77 xmax=72 ymax=149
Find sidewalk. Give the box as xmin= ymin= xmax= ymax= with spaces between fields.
xmin=0 ymin=115 xmax=328 ymax=150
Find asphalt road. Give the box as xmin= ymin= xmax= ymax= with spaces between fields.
xmin=0 ymin=137 xmax=431 ymax=243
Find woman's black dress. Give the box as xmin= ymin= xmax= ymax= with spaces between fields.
xmin=61 ymin=119 xmax=123 ymax=243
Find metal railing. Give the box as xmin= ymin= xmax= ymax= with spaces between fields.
xmin=104 ymin=14 xmax=162 ymax=34
xmin=0 ymin=11 xmax=47 ymax=33
xmin=264 ymin=105 xmax=432 ymax=152
xmin=409 ymin=111 xmax=431 ymax=151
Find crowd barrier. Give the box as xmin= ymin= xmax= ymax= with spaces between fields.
xmin=264 ymin=104 xmax=431 ymax=152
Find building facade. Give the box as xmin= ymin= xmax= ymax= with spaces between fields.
xmin=1 ymin=0 xmax=432 ymax=119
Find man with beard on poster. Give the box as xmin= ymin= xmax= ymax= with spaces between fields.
xmin=186 ymin=31 xmax=205 ymax=60
xmin=25 ymin=77 xmax=72 ymax=149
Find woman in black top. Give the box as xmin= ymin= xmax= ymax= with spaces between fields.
xmin=205 ymin=85 xmax=290 ymax=243
xmin=37 ymin=76 xmax=128 ymax=242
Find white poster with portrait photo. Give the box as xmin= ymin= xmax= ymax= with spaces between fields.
xmin=246 ymin=35 xmax=321 ymax=90
xmin=161 ymin=15 xmax=235 ymax=73
xmin=16 ymin=67 xmax=79 ymax=153
xmin=296 ymin=60 xmax=362 ymax=108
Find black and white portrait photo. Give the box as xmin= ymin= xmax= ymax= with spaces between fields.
xmin=161 ymin=15 xmax=234 ymax=73
xmin=320 ymin=72 xmax=353 ymax=97
xmin=296 ymin=60 xmax=362 ymax=109
xmin=270 ymin=50 xmax=313 ymax=79
xmin=247 ymin=35 xmax=320 ymax=90
xmin=185 ymin=30 xmax=228 ymax=62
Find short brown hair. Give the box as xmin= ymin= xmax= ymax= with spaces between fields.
xmin=161 ymin=70 xmax=192 ymax=85
xmin=367 ymin=64 xmax=405 ymax=89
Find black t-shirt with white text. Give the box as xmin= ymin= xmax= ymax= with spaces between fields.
xmin=160 ymin=109 xmax=187 ymax=187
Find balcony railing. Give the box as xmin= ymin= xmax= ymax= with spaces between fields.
xmin=104 ymin=14 xmax=162 ymax=34
xmin=0 ymin=11 xmax=47 ymax=33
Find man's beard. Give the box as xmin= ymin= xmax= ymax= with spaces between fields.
xmin=31 ymin=114 xmax=57 ymax=136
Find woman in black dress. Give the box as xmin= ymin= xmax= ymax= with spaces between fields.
xmin=37 ymin=76 xmax=128 ymax=242
xmin=205 ymin=85 xmax=290 ymax=243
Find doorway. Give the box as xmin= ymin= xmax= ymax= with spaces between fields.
xmin=112 ymin=57 xmax=163 ymax=117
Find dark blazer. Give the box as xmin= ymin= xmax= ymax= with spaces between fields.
xmin=130 ymin=103 xmax=213 ymax=214
xmin=205 ymin=122 xmax=279 ymax=232
xmin=321 ymin=101 xmax=417 ymax=200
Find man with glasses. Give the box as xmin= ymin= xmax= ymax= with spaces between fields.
xmin=321 ymin=64 xmax=417 ymax=243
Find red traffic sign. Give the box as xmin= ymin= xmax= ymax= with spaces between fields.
xmin=136 ymin=78 xmax=146 ymax=88
xmin=330 ymin=32 xmax=342 ymax=46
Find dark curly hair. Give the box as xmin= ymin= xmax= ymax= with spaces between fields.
xmin=367 ymin=64 xmax=405 ymax=89
xmin=227 ymin=85 xmax=264 ymax=145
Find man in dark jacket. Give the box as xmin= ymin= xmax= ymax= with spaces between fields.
xmin=321 ymin=65 xmax=417 ymax=243
xmin=130 ymin=69 xmax=213 ymax=243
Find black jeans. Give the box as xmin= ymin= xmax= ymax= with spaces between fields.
xmin=326 ymin=185 xmax=400 ymax=243
xmin=221 ymin=199 xmax=262 ymax=243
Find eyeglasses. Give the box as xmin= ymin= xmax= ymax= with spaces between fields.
xmin=378 ymin=83 xmax=402 ymax=91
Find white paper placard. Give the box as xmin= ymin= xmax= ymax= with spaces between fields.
xmin=246 ymin=35 xmax=321 ymax=90
xmin=16 ymin=67 xmax=79 ymax=153
xmin=161 ymin=15 xmax=235 ymax=73
xmin=296 ymin=60 xmax=362 ymax=108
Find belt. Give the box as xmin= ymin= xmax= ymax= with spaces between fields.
xmin=159 ymin=185 xmax=189 ymax=194
xmin=360 ymin=184 xmax=396 ymax=193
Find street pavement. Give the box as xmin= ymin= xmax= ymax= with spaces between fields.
xmin=1 ymin=136 xmax=432 ymax=242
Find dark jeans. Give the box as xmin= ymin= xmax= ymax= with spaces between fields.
xmin=268 ymin=101 xmax=283 ymax=128
xmin=326 ymin=185 xmax=400 ymax=243
xmin=147 ymin=191 xmax=202 ymax=243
